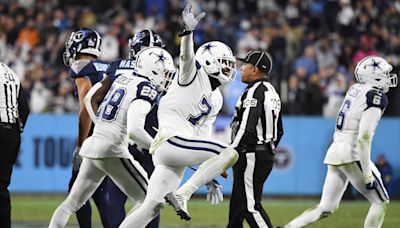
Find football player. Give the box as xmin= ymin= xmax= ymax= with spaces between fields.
xmin=119 ymin=4 xmax=238 ymax=227
xmin=49 ymin=46 xmax=176 ymax=228
xmin=93 ymin=29 xmax=224 ymax=223
xmin=284 ymin=56 xmax=397 ymax=228
xmin=62 ymin=28 xmax=124 ymax=228
xmin=87 ymin=29 xmax=172 ymax=228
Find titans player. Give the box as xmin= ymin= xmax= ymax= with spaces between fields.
xmin=119 ymin=4 xmax=238 ymax=227
xmin=284 ymin=56 xmax=397 ymax=228
xmin=62 ymin=28 xmax=124 ymax=228
xmin=49 ymin=46 xmax=176 ymax=228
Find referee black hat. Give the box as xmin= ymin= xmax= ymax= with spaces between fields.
xmin=237 ymin=51 xmax=272 ymax=73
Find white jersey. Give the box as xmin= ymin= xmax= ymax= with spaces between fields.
xmin=80 ymin=75 xmax=158 ymax=158
xmin=324 ymin=83 xmax=387 ymax=165
xmin=194 ymin=88 xmax=223 ymax=137
xmin=158 ymin=68 xmax=220 ymax=138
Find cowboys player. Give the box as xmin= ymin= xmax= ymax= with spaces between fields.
xmin=95 ymin=29 xmax=225 ymax=222
xmin=87 ymin=29 xmax=171 ymax=228
xmin=284 ymin=56 xmax=397 ymax=228
xmin=49 ymin=47 xmax=176 ymax=228
xmin=119 ymin=4 xmax=238 ymax=227
xmin=62 ymin=28 xmax=123 ymax=228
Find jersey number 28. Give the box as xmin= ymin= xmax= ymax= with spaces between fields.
xmin=100 ymin=87 xmax=126 ymax=121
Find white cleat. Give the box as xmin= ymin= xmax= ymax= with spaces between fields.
xmin=165 ymin=192 xmax=191 ymax=221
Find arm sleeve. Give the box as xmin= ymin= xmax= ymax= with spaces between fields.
xmin=127 ymin=99 xmax=154 ymax=150
xmin=357 ymin=107 xmax=382 ymax=183
xmin=178 ymin=32 xmax=197 ymax=86
xmin=17 ymin=85 xmax=29 ymax=129
xmin=275 ymin=113 xmax=284 ymax=146
xmin=231 ymin=89 xmax=263 ymax=148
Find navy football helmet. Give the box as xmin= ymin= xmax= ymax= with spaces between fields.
xmin=63 ymin=28 xmax=102 ymax=66
xmin=128 ymin=29 xmax=165 ymax=59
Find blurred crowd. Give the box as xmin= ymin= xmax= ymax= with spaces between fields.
xmin=1 ymin=0 xmax=400 ymax=116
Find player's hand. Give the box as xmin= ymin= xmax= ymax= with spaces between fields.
xmin=182 ymin=3 xmax=206 ymax=31
xmin=366 ymin=179 xmax=378 ymax=190
xmin=72 ymin=146 xmax=82 ymax=171
xmin=206 ymin=180 xmax=223 ymax=205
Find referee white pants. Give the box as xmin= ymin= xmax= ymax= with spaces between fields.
xmin=49 ymin=156 xmax=149 ymax=228
xmin=120 ymin=135 xmax=233 ymax=228
xmin=286 ymin=161 xmax=389 ymax=228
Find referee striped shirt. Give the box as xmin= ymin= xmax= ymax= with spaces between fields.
xmin=231 ymin=78 xmax=283 ymax=150
xmin=0 ymin=63 xmax=21 ymax=124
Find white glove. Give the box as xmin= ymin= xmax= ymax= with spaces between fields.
xmin=206 ymin=181 xmax=223 ymax=205
xmin=182 ymin=3 xmax=206 ymax=31
xmin=72 ymin=146 xmax=82 ymax=171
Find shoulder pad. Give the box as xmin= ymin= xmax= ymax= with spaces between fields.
xmin=135 ymin=81 xmax=159 ymax=105
xmin=70 ymin=59 xmax=108 ymax=79
xmin=70 ymin=59 xmax=91 ymax=78
xmin=92 ymin=61 xmax=109 ymax=72
xmin=366 ymin=90 xmax=388 ymax=111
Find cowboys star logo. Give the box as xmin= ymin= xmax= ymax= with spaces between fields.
xmin=201 ymin=43 xmax=215 ymax=54
xmin=365 ymin=59 xmax=382 ymax=73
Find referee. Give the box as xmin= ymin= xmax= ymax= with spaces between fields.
xmin=0 ymin=62 xmax=29 ymax=228
xmin=227 ymin=51 xmax=283 ymax=228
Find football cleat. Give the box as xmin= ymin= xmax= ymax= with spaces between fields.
xmin=165 ymin=192 xmax=191 ymax=221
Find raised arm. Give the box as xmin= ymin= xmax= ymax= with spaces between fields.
xmin=178 ymin=3 xmax=205 ymax=85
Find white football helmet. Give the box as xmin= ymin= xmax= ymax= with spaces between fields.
xmin=135 ymin=47 xmax=176 ymax=92
xmin=355 ymin=56 xmax=397 ymax=93
xmin=195 ymin=41 xmax=236 ymax=84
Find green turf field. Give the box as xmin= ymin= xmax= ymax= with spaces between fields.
xmin=11 ymin=194 xmax=400 ymax=227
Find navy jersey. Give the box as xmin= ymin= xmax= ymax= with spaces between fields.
xmin=70 ymin=59 xmax=109 ymax=96
xmin=107 ymin=59 xmax=136 ymax=83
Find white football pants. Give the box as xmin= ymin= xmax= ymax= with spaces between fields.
xmin=119 ymin=135 xmax=238 ymax=228
xmin=286 ymin=161 xmax=389 ymax=228
xmin=49 ymin=157 xmax=149 ymax=228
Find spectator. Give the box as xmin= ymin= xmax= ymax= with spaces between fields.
xmin=375 ymin=154 xmax=394 ymax=197
xmin=0 ymin=0 xmax=399 ymax=115
xmin=302 ymin=74 xmax=325 ymax=115
xmin=323 ymin=73 xmax=347 ymax=117
xmin=294 ymin=45 xmax=318 ymax=82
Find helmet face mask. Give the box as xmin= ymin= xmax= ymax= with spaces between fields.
xmin=135 ymin=47 xmax=176 ymax=92
xmin=129 ymin=30 xmax=165 ymax=59
xmin=355 ymin=56 xmax=398 ymax=93
xmin=195 ymin=41 xmax=237 ymax=85
xmin=63 ymin=28 xmax=102 ymax=67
